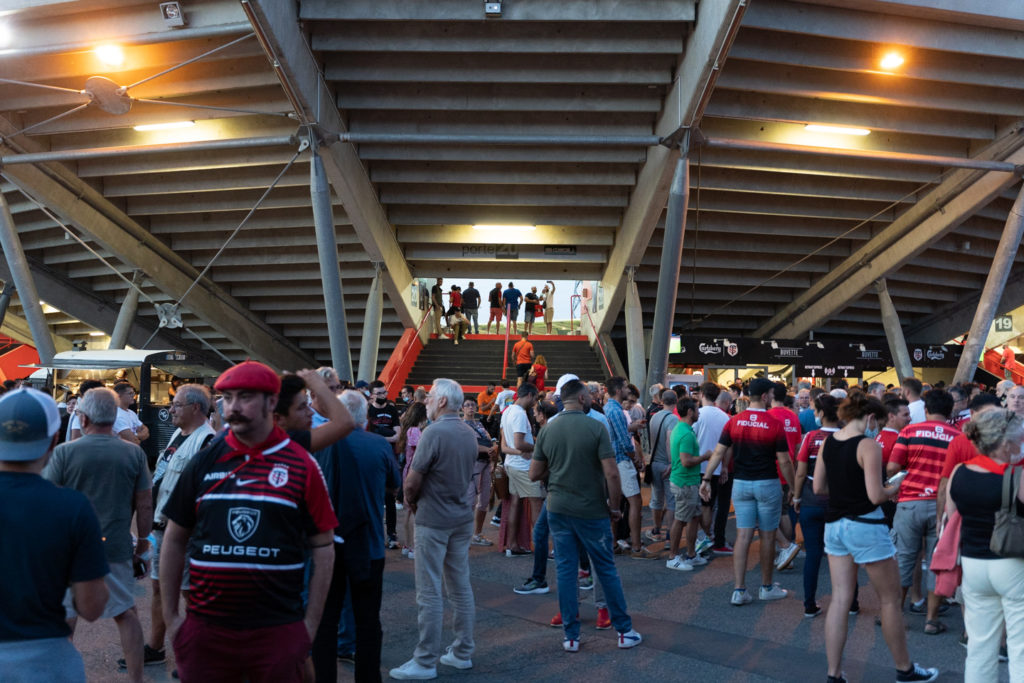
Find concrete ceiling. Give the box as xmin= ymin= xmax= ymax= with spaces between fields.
xmin=0 ymin=0 xmax=1022 ymax=374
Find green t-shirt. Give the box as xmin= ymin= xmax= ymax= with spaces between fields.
xmin=669 ymin=421 xmax=701 ymax=488
xmin=533 ymin=411 xmax=615 ymax=519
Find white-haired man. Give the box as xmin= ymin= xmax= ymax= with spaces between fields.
xmin=390 ymin=379 xmax=478 ymax=680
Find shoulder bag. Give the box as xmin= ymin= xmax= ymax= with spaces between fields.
xmin=644 ymin=413 xmax=669 ymax=485
xmin=990 ymin=466 xmax=1024 ymax=558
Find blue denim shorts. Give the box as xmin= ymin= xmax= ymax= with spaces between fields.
xmin=824 ymin=508 xmax=896 ymax=565
xmin=731 ymin=478 xmax=782 ymax=530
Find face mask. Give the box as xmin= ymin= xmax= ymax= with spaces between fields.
xmin=814 ymin=415 xmax=822 ymax=428
xmin=864 ymin=417 xmax=879 ymax=440
xmin=1012 ymin=452 xmax=1024 ymax=466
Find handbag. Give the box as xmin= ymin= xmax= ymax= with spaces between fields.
xmin=990 ymin=467 xmax=1024 ymax=558
xmin=930 ymin=508 xmax=962 ymax=598
xmin=491 ymin=462 xmax=510 ymax=501
xmin=643 ymin=413 xmax=670 ymax=485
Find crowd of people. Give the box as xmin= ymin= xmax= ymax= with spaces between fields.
xmin=5 ymin=364 xmax=1024 ymax=682
xmin=428 ymin=278 xmax=558 ymax=341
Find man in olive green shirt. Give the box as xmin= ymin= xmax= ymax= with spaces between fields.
xmin=529 ymin=380 xmax=642 ymax=652
xmin=666 ymin=399 xmax=709 ymax=572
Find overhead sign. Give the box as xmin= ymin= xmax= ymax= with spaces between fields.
xmin=461 ymin=244 xmax=519 ymax=259
xmin=543 ymin=245 xmax=577 ymax=256
xmin=670 ymin=336 xmax=961 ymax=370
xmin=995 ymin=315 xmax=1014 ymax=333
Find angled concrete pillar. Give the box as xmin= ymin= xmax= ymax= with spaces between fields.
xmin=311 ymin=146 xmax=353 ymax=381
xmin=624 ymin=268 xmax=646 ymax=389
xmin=357 ymin=264 xmax=384 ymax=382
xmin=645 ymin=149 xmax=689 ymax=395
xmin=954 ymin=182 xmax=1024 ymax=384
xmin=108 ymin=271 xmax=142 ymax=350
xmin=0 ymin=193 xmax=55 ymax=364
xmin=875 ymin=278 xmax=914 ymax=383
xmin=0 ymin=282 xmax=14 ymax=329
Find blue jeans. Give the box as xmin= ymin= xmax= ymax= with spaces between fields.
xmin=531 ymin=501 xmax=550 ymax=582
xmin=799 ymin=504 xmax=826 ymax=609
xmin=548 ymin=511 xmax=631 ymax=640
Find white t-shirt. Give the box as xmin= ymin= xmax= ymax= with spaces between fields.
xmin=908 ymin=399 xmax=925 ymax=425
xmin=694 ymin=404 xmax=730 ymax=475
xmin=500 ymin=403 xmax=534 ymax=471
xmin=115 ymin=407 xmax=142 ymax=435
xmin=493 ymin=389 xmax=515 ymax=413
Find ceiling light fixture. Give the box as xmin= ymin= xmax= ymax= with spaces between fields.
xmin=805 ymin=124 xmax=871 ymax=136
xmin=879 ymin=52 xmax=905 ymax=71
xmin=0 ymin=23 xmax=11 ymax=49
xmin=472 ymin=224 xmax=536 ymax=232
xmin=133 ymin=120 xmax=196 ymax=132
xmin=88 ymin=331 xmax=104 ymax=337
xmin=94 ymin=44 xmax=125 ymax=67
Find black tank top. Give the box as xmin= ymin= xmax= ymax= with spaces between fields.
xmin=822 ymin=434 xmax=878 ymax=523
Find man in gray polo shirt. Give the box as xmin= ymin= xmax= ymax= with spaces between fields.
xmin=390 ymin=378 xmax=479 ymax=681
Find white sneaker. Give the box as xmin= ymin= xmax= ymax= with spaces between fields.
xmin=616 ymin=539 xmax=631 ymax=551
xmin=686 ymin=554 xmax=708 ymax=566
xmin=695 ymin=537 xmax=713 ymax=556
xmin=759 ymin=583 xmax=789 ymax=601
xmin=665 ymin=555 xmax=693 ymax=571
xmin=439 ymin=646 xmax=472 ymax=670
xmin=617 ymin=629 xmax=642 ymax=649
xmin=731 ymin=589 xmax=753 ymax=606
xmin=389 ymin=658 xmax=437 ymax=680
xmin=562 ymin=638 xmax=580 ymax=653
xmin=776 ymin=543 xmax=800 ymax=570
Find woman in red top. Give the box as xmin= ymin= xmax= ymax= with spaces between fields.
xmin=793 ymin=394 xmax=843 ymax=617
xmin=529 ymin=354 xmax=548 ymax=391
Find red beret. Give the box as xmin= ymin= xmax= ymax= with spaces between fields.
xmin=214 ymin=360 xmax=281 ymax=394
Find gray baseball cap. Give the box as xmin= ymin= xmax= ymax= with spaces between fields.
xmin=0 ymin=388 xmax=61 ymax=461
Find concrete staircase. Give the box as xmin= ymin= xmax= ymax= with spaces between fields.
xmin=404 ymin=334 xmax=610 ymax=390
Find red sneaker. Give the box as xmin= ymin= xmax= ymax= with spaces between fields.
xmin=712 ymin=543 xmax=734 ymax=555
xmin=550 ymin=613 xmax=563 ymax=627
xmin=596 ymin=607 xmax=612 ymax=630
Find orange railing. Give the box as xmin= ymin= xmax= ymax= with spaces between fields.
xmin=580 ymin=302 xmax=614 ymax=377
xmin=381 ymin=308 xmax=432 ymax=399
xmin=982 ymin=346 xmax=1024 ymax=385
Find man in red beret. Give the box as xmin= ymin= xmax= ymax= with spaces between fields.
xmin=158 ymin=361 xmax=338 ymax=682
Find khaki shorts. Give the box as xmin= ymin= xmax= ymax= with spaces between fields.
xmin=65 ymin=560 xmax=135 ymax=619
xmin=544 ymin=307 xmax=554 ymax=323
xmin=506 ymin=465 xmax=545 ymax=499
xmin=671 ymin=483 xmax=701 ymax=522
xmin=618 ymin=460 xmax=641 ymax=498
xmin=151 ymin=528 xmax=191 ymax=589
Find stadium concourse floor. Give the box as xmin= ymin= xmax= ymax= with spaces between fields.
xmin=78 ymin=495 xmax=994 ymax=683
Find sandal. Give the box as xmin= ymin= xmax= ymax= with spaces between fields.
xmin=924 ymin=619 xmax=947 ymax=635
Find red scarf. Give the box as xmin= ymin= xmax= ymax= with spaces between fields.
xmin=220 ymin=425 xmax=290 ymax=463
xmin=964 ymin=454 xmax=1009 ymax=476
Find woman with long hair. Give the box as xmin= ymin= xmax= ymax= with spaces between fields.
xmin=529 ymin=354 xmax=548 ymax=392
xmin=397 ymin=401 xmax=428 ymax=559
xmin=948 ymin=408 xmax=1024 ymax=682
xmin=814 ymin=394 xmax=938 ymax=683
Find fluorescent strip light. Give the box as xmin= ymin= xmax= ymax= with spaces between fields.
xmin=134 ymin=120 xmax=196 ymax=132
xmin=805 ymin=124 xmax=871 ymax=136
xmin=88 ymin=331 xmax=104 ymax=337
xmin=472 ymin=224 xmax=536 ymax=232
xmin=879 ymin=52 xmax=904 ymax=70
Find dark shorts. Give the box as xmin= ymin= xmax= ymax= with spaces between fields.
xmin=516 ymin=363 xmax=532 ymax=378
xmin=173 ymin=614 xmax=310 ymax=683
xmin=700 ymin=477 xmax=721 ymax=508
xmin=508 ymin=306 xmax=520 ymax=321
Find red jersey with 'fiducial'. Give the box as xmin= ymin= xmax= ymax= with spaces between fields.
xmin=889 ymin=420 xmax=960 ymax=503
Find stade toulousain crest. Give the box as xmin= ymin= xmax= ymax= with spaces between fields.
xmin=229 ymin=507 xmax=261 ymax=543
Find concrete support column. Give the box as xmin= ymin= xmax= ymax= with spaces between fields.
xmin=108 ymin=271 xmax=142 ymax=350
xmin=954 ymin=182 xmax=1024 ymax=385
xmin=875 ymin=278 xmax=914 ymax=384
xmin=0 ymin=193 xmax=55 ymax=364
xmin=0 ymin=282 xmax=14 ymax=329
xmin=645 ymin=147 xmax=690 ymax=395
xmin=310 ymin=146 xmax=353 ymax=381
xmin=358 ymin=264 xmax=384 ymax=382
xmin=624 ymin=267 xmax=646 ymax=390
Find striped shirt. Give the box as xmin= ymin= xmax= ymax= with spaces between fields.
xmin=604 ymin=398 xmax=634 ymax=464
xmin=163 ymin=426 xmax=337 ymax=629
xmin=889 ymin=420 xmax=960 ymax=503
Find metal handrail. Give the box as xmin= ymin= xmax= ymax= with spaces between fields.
xmin=501 ymin=303 xmax=511 ymax=380
xmin=569 ymin=294 xmax=581 ymax=335
xmin=581 ymin=302 xmax=614 ymax=377
xmin=384 ymin=308 xmax=432 ymax=396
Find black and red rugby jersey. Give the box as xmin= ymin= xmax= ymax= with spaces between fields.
xmin=163 ymin=426 xmax=337 ymax=629
xmin=718 ymin=408 xmax=789 ymax=481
